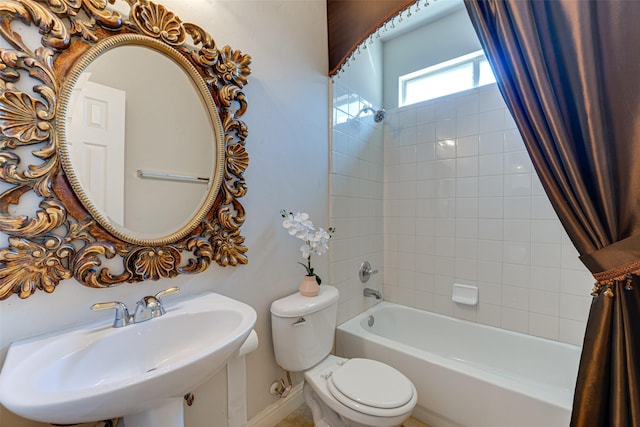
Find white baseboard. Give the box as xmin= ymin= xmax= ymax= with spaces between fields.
xmin=244 ymin=383 xmax=304 ymax=427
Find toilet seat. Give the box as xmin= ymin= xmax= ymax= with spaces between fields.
xmin=327 ymin=358 xmax=415 ymax=417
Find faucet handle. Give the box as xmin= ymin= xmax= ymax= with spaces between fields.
xmin=91 ymin=301 xmax=131 ymax=328
xmin=359 ymin=261 xmax=379 ymax=283
xmin=154 ymin=286 xmax=180 ymax=315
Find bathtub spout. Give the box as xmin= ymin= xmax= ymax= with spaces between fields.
xmin=363 ymin=288 xmax=382 ymax=299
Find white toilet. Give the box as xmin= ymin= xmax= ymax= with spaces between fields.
xmin=270 ymin=285 xmax=417 ymax=427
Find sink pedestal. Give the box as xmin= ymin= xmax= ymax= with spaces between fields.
xmin=123 ymin=398 xmax=184 ymax=427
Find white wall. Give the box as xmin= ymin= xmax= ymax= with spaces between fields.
xmin=0 ymin=0 xmax=329 ymax=426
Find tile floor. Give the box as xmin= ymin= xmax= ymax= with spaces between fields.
xmin=274 ymin=404 xmax=431 ymax=427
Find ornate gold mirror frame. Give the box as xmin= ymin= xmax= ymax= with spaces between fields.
xmin=0 ymin=0 xmax=251 ymax=300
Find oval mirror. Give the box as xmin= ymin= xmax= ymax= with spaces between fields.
xmin=58 ymin=35 xmax=225 ymax=246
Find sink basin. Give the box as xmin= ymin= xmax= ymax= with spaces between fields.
xmin=0 ymin=292 xmax=256 ymax=426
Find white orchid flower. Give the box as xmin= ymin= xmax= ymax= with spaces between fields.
xmin=281 ymin=210 xmax=334 ymax=281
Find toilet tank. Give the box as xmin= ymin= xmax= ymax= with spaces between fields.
xmin=270 ymin=285 xmax=339 ymax=372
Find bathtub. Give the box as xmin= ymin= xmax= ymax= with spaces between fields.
xmin=336 ymin=302 xmax=581 ymax=427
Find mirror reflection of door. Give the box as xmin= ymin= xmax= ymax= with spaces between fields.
xmin=68 ymin=73 xmax=126 ymax=226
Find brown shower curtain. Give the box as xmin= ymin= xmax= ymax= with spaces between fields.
xmin=464 ymin=1 xmax=640 ymax=425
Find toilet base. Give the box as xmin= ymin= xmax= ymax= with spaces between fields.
xmin=302 ymin=356 xmax=413 ymax=427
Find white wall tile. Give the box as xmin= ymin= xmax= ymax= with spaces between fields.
xmin=458 ymin=135 xmax=480 ymax=157
xmin=559 ymin=318 xmax=587 ymax=346
xmin=531 ymin=219 xmax=563 ymax=243
xmin=502 ymin=263 xmax=530 ymax=287
xmin=377 ymin=88 xmax=590 ymax=346
xmin=457 ymin=156 xmax=479 ymax=177
xmin=504 ymin=151 xmax=533 ymax=174
xmin=504 ymin=196 xmax=531 ymax=219
xmin=479 ymin=197 xmax=503 ymax=218
xmin=477 ymin=303 xmax=501 ymax=327
xmin=479 ymin=153 xmax=504 ymax=175
xmin=559 ymin=293 xmax=591 ymax=321
xmin=529 ymin=289 xmax=560 ymax=316
xmin=531 ymin=243 xmax=562 ymax=268
xmin=502 ymin=285 xmax=529 ymax=310
xmin=502 ymin=241 xmax=531 ymax=265
xmin=479 ymin=175 xmax=504 ymax=197
xmin=478 ymin=86 xmax=505 ymax=111
xmin=503 ymin=219 xmax=531 ymax=242
xmin=457 ymin=114 xmax=479 ymax=138
xmin=503 ymin=129 xmax=525 ymax=152
xmin=504 ymin=173 xmax=532 ymax=197
xmin=478 ymin=261 xmax=503 ymax=284
xmin=479 ymin=131 xmax=504 ymax=155
xmin=478 ymin=220 xmax=503 ymax=241
xmin=456 ymin=177 xmax=479 ymax=198
xmin=436 ymin=139 xmax=457 ymax=159
xmin=530 ymin=266 xmax=561 ymax=292
xmin=478 ymin=239 xmax=503 ymax=262
xmin=478 ymin=110 xmax=505 ymax=133
xmin=529 ymin=313 xmax=559 ymax=340
xmin=456 ymin=197 xmax=479 ymax=218
xmin=457 ymin=91 xmax=479 ymax=116
xmin=417 ymin=103 xmax=436 ymax=124
xmin=416 ymin=144 xmax=436 ymax=167
xmin=501 ymin=307 xmax=529 ymax=334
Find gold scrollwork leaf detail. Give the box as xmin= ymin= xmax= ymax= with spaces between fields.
xmin=0 ymin=236 xmax=74 ymax=299
xmin=183 ymin=22 xmax=218 ymax=68
xmin=216 ymin=202 xmax=245 ymax=232
xmin=0 ymin=199 xmax=66 ymax=236
xmin=73 ymin=242 xmax=123 ymax=287
xmin=218 ymin=86 xmax=248 ymax=119
xmin=222 ymin=112 xmax=248 ymax=143
xmin=126 ymin=246 xmax=181 ymax=281
xmin=212 ymin=227 xmax=247 ymax=267
xmin=0 ymin=0 xmax=71 ymax=51
xmin=179 ymin=236 xmax=213 ymax=274
xmin=79 ymin=0 xmax=123 ymax=31
xmin=130 ymin=1 xmax=186 ymax=46
xmin=223 ymin=179 xmax=247 ymax=200
xmin=0 ymin=151 xmax=22 ymax=181
xmin=215 ymin=46 xmax=250 ymax=88
xmin=0 ymin=90 xmax=52 ymax=142
xmin=0 ymin=50 xmax=28 ymax=83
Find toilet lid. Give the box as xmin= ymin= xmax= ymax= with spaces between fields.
xmin=329 ymin=358 xmax=413 ymax=409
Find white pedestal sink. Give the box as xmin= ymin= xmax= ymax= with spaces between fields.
xmin=0 ymin=292 xmax=257 ymax=426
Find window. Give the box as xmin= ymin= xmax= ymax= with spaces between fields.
xmin=399 ymin=50 xmax=496 ymax=107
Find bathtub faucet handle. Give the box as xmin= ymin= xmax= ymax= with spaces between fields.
xmin=359 ymin=261 xmax=379 ymax=283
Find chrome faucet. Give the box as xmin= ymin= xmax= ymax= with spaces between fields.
xmin=90 ymin=301 xmax=131 ymax=328
xmin=91 ymin=286 xmax=180 ymax=327
xmin=363 ymin=287 xmax=382 ymax=299
xmin=133 ymin=287 xmax=180 ymax=323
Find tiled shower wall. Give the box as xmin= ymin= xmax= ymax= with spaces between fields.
xmin=383 ymin=84 xmax=592 ymax=346
xmin=330 ymin=82 xmax=385 ymax=324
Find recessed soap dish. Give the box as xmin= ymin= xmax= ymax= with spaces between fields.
xmin=452 ymin=283 xmax=478 ymax=306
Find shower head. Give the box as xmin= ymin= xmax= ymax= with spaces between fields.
xmin=358 ymin=106 xmax=386 ymax=123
